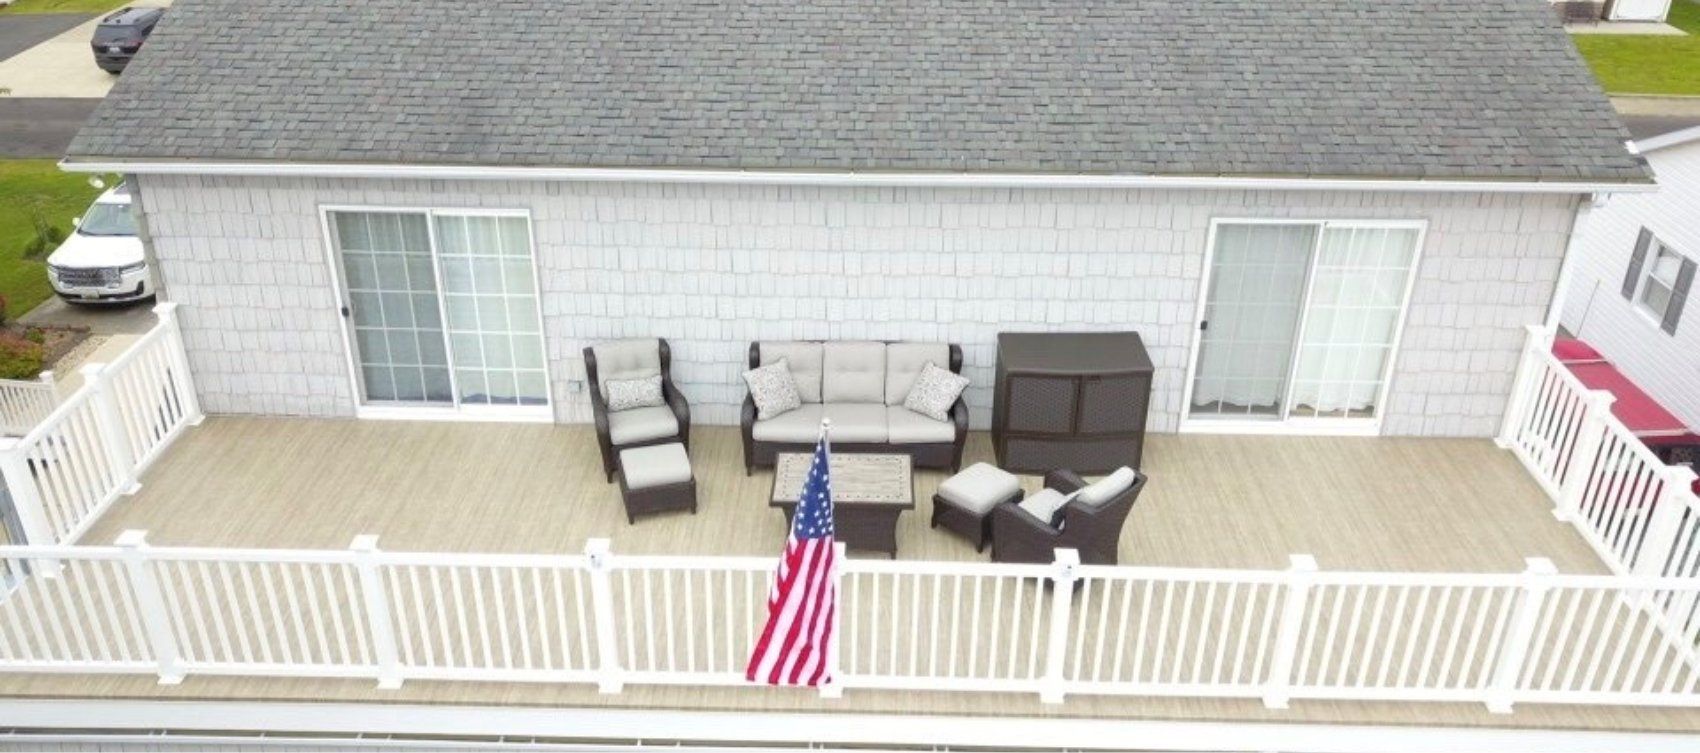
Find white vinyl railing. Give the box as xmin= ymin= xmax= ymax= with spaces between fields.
xmin=0 ymin=534 xmax=1694 ymax=713
xmin=1499 ymin=324 xmax=1700 ymax=581
xmin=0 ymin=371 xmax=59 ymax=437
xmin=0 ymin=304 xmax=202 ymax=546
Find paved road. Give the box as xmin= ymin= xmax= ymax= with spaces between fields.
xmin=0 ymin=97 xmax=98 ymax=157
xmin=0 ymin=12 xmax=88 ymax=63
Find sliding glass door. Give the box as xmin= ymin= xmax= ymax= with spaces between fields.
xmin=1185 ymin=220 xmax=1422 ymax=432
xmin=327 ymin=209 xmax=550 ymax=419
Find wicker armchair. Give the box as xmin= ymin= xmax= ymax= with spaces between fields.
xmin=584 ymin=338 xmax=691 ymax=481
xmin=990 ymin=469 xmax=1146 ymax=566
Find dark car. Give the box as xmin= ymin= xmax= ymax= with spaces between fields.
xmin=90 ymin=7 xmax=164 ymax=74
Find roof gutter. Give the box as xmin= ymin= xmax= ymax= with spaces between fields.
xmin=58 ymin=158 xmax=1659 ymax=195
xmin=1634 ymin=125 xmax=1700 ymax=155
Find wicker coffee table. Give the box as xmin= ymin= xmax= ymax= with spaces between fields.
xmin=770 ymin=452 xmax=914 ymax=558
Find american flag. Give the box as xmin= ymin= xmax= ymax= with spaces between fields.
xmin=746 ymin=432 xmax=838 ymax=687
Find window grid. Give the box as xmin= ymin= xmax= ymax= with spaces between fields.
xmin=435 ymin=215 xmax=548 ymax=407
xmin=1639 ymin=244 xmax=1683 ymax=321
xmin=336 ymin=212 xmax=453 ymax=405
xmin=1288 ymin=227 xmax=1417 ymax=420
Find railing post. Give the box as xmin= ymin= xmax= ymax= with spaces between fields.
xmin=151 ymin=302 xmax=204 ymax=426
xmin=80 ymin=363 xmax=140 ymax=495
xmin=1263 ymin=554 xmax=1318 ymax=709
xmin=37 ymin=370 xmax=57 ymax=401
xmin=1633 ymin=467 xmax=1698 ymax=579
xmin=1554 ymin=390 xmax=1616 ymax=523
xmin=350 ymin=535 xmax=403 ymax=689
xmin=584 ymin=538 xmax=623 ymax=693
xmin=1039 ymin=547 xmax=1080 ymax=704
xmin=818 ymin=541 xmax=847 ymax=699
xmin=1486 ymin=557 xmax=1557 ymax=714
xmin=0 ymin=438 xmax=57 ymax=548
xmin=1496 ymin=325 xmax=1554 ymax=449
xmin=114 ymin=530 xmax=183 ymax=685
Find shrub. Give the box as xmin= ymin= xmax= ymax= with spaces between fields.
xmin=23 ymin=327 xmax=44 ymax=345
xmin=0 ymin=332 xmax=44 ymax=380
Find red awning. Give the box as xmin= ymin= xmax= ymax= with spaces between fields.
xmin=1553 ymin=337 xmax=1698 ymax=445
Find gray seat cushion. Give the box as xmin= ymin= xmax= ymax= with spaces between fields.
xmin=591 ymin=339 xmax=661 ymax=400
xmin=885 ymin=342 xmax=950 ymax=405
xmin=822 ymin=342 xmax=886 ymax=403
xmin=938 ymin=462 xmax=1021 ymax=514
xmin=751 ymin=403 xmax=889 ymax=443
xmin=885 ymin=406 xmax=955 ymax=443
xmin=620 ymin=442 xmax=692 ymax=489
xmin=607 ymin=404 xmax=679 ymax=445
xmin=1017 ymin=488 xmax=1072 ymax=527
xmin=759 ymin=342 xmax=824 ymax=403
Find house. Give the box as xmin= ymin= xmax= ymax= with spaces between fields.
xmin=2 ymin=0 xmax=1696 ymax=750
xmin=1560 ymin=124 xmax=1700 ymax=440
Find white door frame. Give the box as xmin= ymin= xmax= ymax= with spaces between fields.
xmin=319 ymin=205 xmax=553 ymax=424
xmin=1178 ymin=217 xmax=1428 ymax=436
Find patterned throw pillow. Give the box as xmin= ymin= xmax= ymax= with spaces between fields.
xmin=742 ymin=359 xmax=803 ymax=419
xmin=605 ymin=375 xmax=664 ymax=412
xmin=902 ymin=362 xmax=969 ymax=422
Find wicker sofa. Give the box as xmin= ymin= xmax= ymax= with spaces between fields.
xmin=740 ymin=341 xmax=968 ymax=474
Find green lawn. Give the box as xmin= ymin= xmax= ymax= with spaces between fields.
xmin=1573 ymin=0 xmax=1700 ymax=95
xmin=0 ymin=161 xmax=111 ymax=319
xmin=0 ymin=0 xmax=125 ymax=13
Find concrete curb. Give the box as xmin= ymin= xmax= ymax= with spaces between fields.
xmin=1612 ymin=95 xmax=1700 ymax=117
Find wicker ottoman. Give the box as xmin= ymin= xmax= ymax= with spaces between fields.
xmin=618 ymin=443 xmax=698 ymax=523
xmin=931 ymin=462 xmax=1023 ymax=552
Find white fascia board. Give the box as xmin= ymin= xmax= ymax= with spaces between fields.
xmin=58 ymin=159 xmax=1659 ymax=194
xmin=2 ymin=700 xmax=1699 ymax=753
xmin=1635 ymin=125 xmax=1700 ymax=155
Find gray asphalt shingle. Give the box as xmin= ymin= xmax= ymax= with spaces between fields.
xmin=66 ymin=0 xmax=1649 ymax=182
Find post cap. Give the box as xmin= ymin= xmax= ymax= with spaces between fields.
xmin=1523 ymin=557 xmax=1559 ymax=576
xmin=349 ymin=534 xmax=381 ymax=552
xmin=1289 ymin=554 xmax=1319 ymax=571
xmin=113 ymin=529 xmax=150 ymax=547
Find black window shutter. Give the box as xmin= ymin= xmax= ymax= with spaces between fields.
xmin=1661 ymin=257 xmax=1696 ymax=335
xmin=1623 ymin=228 xmax=1652 ymax=300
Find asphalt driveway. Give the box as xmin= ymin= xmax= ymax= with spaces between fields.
xmin=0 ymin=12 xmax=88 ymax=62
xmin=0 ymin=97 xmax=98 ymax=156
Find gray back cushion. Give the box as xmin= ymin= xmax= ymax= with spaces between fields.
xmin=884 ymin=342 xmax=950 ymax=405
xmin=591 ymin=339 xmax=661 ymax=400
xmin=759 ymin=342 xmax=824 ymax=403
xmin=822 ymin=341 xmax=887 ymax=403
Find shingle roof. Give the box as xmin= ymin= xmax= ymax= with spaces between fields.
xmin=67 ymin=0 xmax=1650 ymax=182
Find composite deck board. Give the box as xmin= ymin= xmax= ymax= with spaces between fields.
xmin=3 ymin=417 xmax=1687 ymax=734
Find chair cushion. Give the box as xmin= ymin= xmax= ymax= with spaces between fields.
xmin=1017 ymin=488 xmax=1072 ymax=528
xmin=743 ymin=359 xmax=803 ymax=420
xmin=607 ymin=405 xmax=680 ymax=445
xmin=886 ymin=406 xmax=955 ymax=444
xmin=902 ymin=363 xmax=969 ymax=422
xmin=822 ymin=342 xmax=887 ymax=403
xmin=1077 ymin=466 xmax=1138 ymax=506
xmin=605 ymin=375 xmax=664 ymax=412
xmin=620 ymin=443 xmax=692 ymax=489
xmin=885 ymin=343 xmax=951 ymax=405
xmin=938 ymin=462 xmax=1021 ymax=514
xmin=591 ymin=339 xmax=661 ymax=400
xmin=760 ymin=342 xmax=824 ymax=403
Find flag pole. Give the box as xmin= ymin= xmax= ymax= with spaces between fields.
xmin=816 ymin=416 xmax=842 ymax=699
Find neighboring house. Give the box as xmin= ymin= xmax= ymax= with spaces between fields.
xmin=61 ymin=0 xmax=1648 ymax=440
xmin=1553 ymin=0 xmax=1674 ymax=22
xmin=1561 ymin=124 xmax=1700 ymax=429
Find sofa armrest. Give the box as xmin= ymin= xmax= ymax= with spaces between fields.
xmin=949 ymin=397 xmax=969 ymax=442
xmin=1044 ymin=469 xmax=1087 ymax=495
xmin=740 ymin=394 xmax=757 ymax=435
xmin=663 ymin=378 xmax=691 ymax=441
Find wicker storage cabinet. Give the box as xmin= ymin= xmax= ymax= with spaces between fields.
xmin=991 ymin=332 xmax=1153 ymax=474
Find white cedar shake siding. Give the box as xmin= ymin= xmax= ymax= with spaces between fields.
xmin=1561 ymin=139 xmax=1700 ymax=428
xmin=132 ymin=175 xmax=1581 ymax=436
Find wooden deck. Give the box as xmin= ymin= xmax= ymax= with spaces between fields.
xmin=80 ymin=417 xmax=1603 ymax=573
xmin=5 ymin=417 xmax=1691 ymax=736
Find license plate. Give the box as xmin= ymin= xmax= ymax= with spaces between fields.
xmin=78 ymin=293 xmax=98 ymax=299
xmin=107 ymin=46 xmax=122 ymax=53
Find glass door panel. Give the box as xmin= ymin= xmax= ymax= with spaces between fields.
xmin=331 ymin=211 xmax=453 ymax=405
xmin=1288 ymin=226 xmax=1419 ymax=420
xmin=1189 ymin=223 xmax=1315 ymax=420
xmin=433 ymin=215 xmax=549 ymax=407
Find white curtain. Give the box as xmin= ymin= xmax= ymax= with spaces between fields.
xmin=1190 ymin=224 xmax=1314 ymax=415
xmin=1287 ymin=227 xmax=1418 ymax=416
